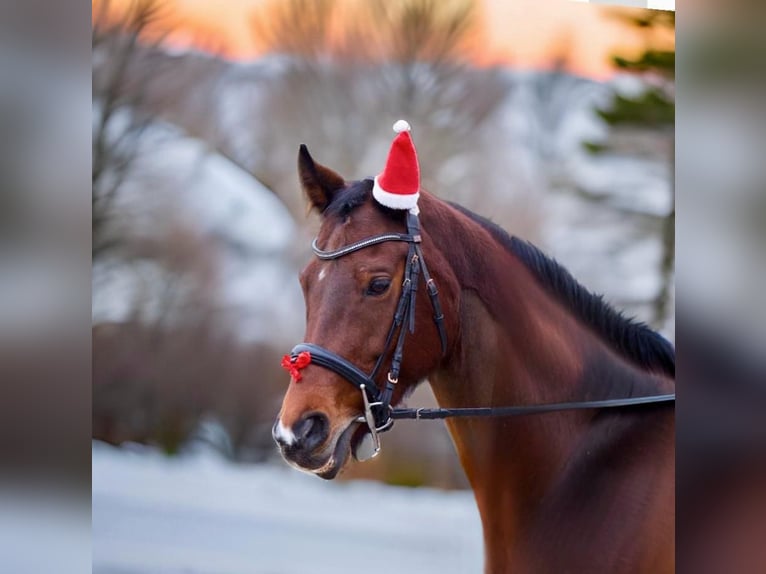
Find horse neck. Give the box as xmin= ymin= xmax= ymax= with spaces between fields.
xmin=421 ymin=195 xmax=670 ymax=405
xmin=420 ymin=197 xmax=672 ymax=549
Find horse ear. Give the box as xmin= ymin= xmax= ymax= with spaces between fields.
xmin=298 ymin=144 xmax=345 ymax=213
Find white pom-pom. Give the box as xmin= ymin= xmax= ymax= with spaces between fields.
xmin=392 ymin=119 xmax=411 ymax=133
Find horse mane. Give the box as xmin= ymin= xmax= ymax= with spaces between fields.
xmin=322 ymin=181 xmax=675 ymax=378
xmin=449 ymin=203 xmax=675 ymax=378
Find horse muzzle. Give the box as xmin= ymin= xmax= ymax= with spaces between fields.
xmin=272 ymin=414 xmax=359 ymax=479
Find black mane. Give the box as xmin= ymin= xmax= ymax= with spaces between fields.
xmin=450 ymin=203 xmax=675 ymax=378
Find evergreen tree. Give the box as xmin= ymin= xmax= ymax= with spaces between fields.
xmin=586 ymin=9 xmax=675 ymax=332
xmin=586 ymin=9 xmax=674 ymax=154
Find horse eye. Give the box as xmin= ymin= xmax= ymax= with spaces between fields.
xmin=366 ymin=277 xmax=391 ymax=297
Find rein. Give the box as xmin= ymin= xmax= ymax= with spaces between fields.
xmin=285 ymin=210 xmax=675 ymax=459
xmin=390 ymin=394 xmax=676 ymax=420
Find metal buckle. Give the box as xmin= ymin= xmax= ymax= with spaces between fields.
xmin=356 ymin=384 xmax=382 ymax=460
xmin=354 ymin=384 xmax=396 ymax=460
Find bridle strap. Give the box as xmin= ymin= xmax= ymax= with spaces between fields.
xmin=391 ymin=393 xmax=676 ymax=420
xmin=369 ymin=281 xmax=409 ymax=382
xmin=312 ymin=233 xmax=415 ymax=260
xmin=404 ymin=213 xmax=447 ymax=354
xmin=291 ymin=343 xmax=381 ymax=404
xmin=415 ymin=245 xmax=447 ymax=355
xmin=298 ymin=212 xmax=446 ymax=431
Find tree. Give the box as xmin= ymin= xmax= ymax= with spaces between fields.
xmin=588 ymin=10 xmax=674 ymax=148
xmin=92 ymin=0 xmax=170 ymax=259
xmin=244 ymin=0 xmax=524 ymax=231
xmin=584 ymin=9 xmax=675 ymax=332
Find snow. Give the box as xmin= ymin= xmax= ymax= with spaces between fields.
xmin=168 ymin=143 xmax=293 ymax=256
xmin=100 ymin=117 xmax=295 ymax=255
xmin=92 ymin=442 xmax=484 ymax=574
xmin=92 ymin=118 xmax=304 ymax=344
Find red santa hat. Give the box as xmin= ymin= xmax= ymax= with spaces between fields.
xmin=373 ymin=120 xmax=420 ymax=213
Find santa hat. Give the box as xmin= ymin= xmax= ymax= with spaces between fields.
xmin=373 ymin=120 xmax=420 ymax=213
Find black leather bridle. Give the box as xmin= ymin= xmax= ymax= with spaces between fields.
xmin=288 ymin=211 xmax=447 ymax=456
xmin=286 ymin=209 xmax=675 ymax=459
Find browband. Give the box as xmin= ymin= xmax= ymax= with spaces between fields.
xmin=311 ymin=233 xmax=418 ymax=260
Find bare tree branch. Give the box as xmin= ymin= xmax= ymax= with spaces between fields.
xmin=92 ymin=0 xmax=171 ymax=260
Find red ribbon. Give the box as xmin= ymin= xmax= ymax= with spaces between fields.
xmin=280 ymin=351 xmax=311 ymax=382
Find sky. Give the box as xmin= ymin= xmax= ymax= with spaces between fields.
xmin=94 ymin=0 xmax=674 ymax=79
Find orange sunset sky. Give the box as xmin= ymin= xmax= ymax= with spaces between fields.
xmin=95 ymin=0 xmax=674 ymax=79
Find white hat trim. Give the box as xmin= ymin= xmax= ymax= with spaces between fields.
xmin=372 ymin=175 xmax=420 ymax=210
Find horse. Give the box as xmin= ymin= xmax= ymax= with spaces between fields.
xmin=273 ymin=145 xmax=676 ymax=573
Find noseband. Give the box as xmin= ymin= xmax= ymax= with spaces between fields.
xmin=287 ymin=211 xmax=447 ymax=455
xmin=285 ymin=210 xmax=675 ymax=459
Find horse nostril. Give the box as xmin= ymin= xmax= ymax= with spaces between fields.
xmin=294 ymin=413 xmax=329 ymax=451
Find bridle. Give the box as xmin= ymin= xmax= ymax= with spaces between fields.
xmin=288 ymin=210 xmax=447 ymax=456
xmin=285 ymin=209 xmax=675 ymax=459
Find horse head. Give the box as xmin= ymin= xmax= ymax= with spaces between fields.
xmin=272 ymin=144 xmax=458 ymax=479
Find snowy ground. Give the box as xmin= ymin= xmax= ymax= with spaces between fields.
xmin=92 ymin=442 xmax=484 ymax=574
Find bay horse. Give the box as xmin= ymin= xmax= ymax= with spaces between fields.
xmin=273 ymin=146 xmax=675 ymax=573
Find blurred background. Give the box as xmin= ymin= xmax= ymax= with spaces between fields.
xmin=91 ymin=0 xmax=675 ymax=572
